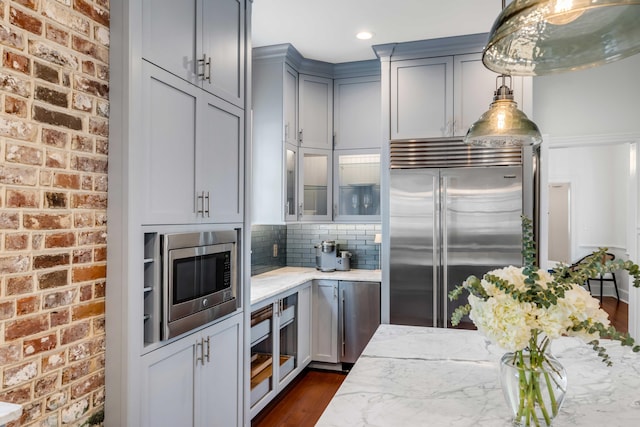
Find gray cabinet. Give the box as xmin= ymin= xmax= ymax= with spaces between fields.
xmin=333 ymin=75 xmax=381 ymax=150
xmin=141 ymin=62 xmax=243 ymax=225
xmin=141 ymin=313 xmax=243 ymax=427
xmin=142 ymin=0 xmax=245 ymax=108
xmin=298 ymin=74 xmax=333 ymax=149
xmin=250 ymin=283 xmax=312 ymax=418
xmin=312 ymin=280 xmax=339 ymax=363
xmin=391 ymin=53 xmax=531 ymax=140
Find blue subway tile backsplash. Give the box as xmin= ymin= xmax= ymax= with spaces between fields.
xmin=250 ymin=223 xmax=381 ymax=275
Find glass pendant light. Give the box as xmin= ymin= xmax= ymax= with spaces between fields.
xmin=464 ymin=75 xmax=542 ymax=147
xmin=483 ymin=0 xmax=640 ymax=76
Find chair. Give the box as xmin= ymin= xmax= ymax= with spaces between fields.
xmin=570 ymin=252 xmax=619 ymax=302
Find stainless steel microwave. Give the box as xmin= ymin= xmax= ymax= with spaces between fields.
xmin=161 ymin=230 xmax=238 ymax=340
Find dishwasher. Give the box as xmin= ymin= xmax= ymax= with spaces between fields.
xmin=339 ymin=281 xmax=381 ymax=365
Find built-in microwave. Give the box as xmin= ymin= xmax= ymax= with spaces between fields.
xmin=161 ymin=230 xmax=239 ymax=340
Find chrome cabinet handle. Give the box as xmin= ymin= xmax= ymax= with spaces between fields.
xmin=204 ymin=337 xmax=210 ymax=363
xmin=198 ymin=54 xmax=211 ymax=83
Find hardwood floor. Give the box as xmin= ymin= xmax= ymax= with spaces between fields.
xmin=251 ymin=369 xmax=346 ymax=427
xmin=252 ymin=297 xmax=627 ymax=427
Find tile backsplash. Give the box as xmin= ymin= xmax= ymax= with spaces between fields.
xmin=251 ymin=223 xmax=382 ymax=275
xmin=251 ymin=225 xmax=287 ymax=276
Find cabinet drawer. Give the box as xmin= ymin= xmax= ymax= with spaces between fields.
xmin=279 ymin=305 xmax=295 ymax=328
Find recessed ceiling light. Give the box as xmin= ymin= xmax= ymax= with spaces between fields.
xmin=356 ymin=31 xmax=373 ymax=40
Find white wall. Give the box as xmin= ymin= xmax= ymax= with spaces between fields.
xmin=532 ymin=53 xmax=640 ymax=337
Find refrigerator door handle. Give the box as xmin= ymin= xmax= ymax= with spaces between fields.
xmin=340 ymin=289 xmax=346 ymax=358
xmin=441 ymin=175 xmax=449 ymax=328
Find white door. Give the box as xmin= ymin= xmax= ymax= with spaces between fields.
xmin=141 ymin=0 xmax=199 ymax=86
xmin=334 ymin=75 xmax=381 ymax=150
xmin=201 ymin=0 xmax=245 ymax=107
xmin=197 ymin=93 xmax=244 ymax=223
xmin=141 ymin=62 xmax=198 ymax=225
xmin=299 ymin=74 xmax=333 ymax=149
xmin=312 ymin=280 xmax=339 ymax=363
xmin=391 ymin=56 xmax=453 ymax=139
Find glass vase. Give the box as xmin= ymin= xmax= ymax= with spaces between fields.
xmin=499 ymin=351 xmax=568 ymax=426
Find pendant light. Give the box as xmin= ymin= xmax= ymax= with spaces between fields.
xmin=464 ymin=75 xmax=542 ymax=147
xmin=483 ymin=0 xmax=640 ymax=76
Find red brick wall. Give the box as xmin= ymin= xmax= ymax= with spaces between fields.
xmin=0 ymin=0 xmax=108 ymax=425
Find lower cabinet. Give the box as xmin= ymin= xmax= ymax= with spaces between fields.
xmin=312 ymin=280 xmax=339 ymax=363
xmin=249 ymin=282 xmax=311 ymax=418
xmin=141 ymin=313 xmax=243 ymax=427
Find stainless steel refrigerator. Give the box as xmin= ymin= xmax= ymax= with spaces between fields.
xmin=389 ymin=140 xmax=529 ymax=328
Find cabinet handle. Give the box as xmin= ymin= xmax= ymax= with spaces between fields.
xmin=196 ymin=339 xmax=204 ymax=366
xmin=204 ymin=337 xmax=210 ymax=364
xmin=198 ymin=54 xmax=211 ymax=83
xmin=298 ymin=129 xmax=303 ymax=144
xmin=197 ymin=191 xmax=205 ymax=216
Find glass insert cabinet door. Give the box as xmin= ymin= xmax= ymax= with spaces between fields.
xmin=334 ymin=151 xmax=380 ymax=220
xmin=299 ymin=147 xmax=332 ymax=221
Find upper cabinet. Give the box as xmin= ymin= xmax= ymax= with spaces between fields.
xmin=388 ymin=49 xmax=531 ymax=140
xmin=333 ymin=75 xmax=381 ymax=150
xmin=298 ymin=74 xmax=333 ymax=149
xmin=142 ymin=0 xmax=245 ymax=108
xmin=140 ymin=62 xmax=244 ymax=225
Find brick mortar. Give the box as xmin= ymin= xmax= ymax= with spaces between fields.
xmin=1 ymin=0 xmax=109 ymax=425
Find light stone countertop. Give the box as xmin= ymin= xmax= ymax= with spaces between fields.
xmin=250 ymin=267 xmax=381 ymax=307
xmin=0 ymin=402 xmax=21 ymax=426
xmin=316 ymin=324 xmax=640 ymax=427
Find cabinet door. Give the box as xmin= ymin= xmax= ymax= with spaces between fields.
xmin=142 ymin=0 xmax=199 ymax=86
xmin=299 ymin=147 xmax=332 ymax=221
xmin=197 ymin=94 xmax=244 ymax=223
xmin=141 ymin=336 xmax=195 ymax=427
xmin=197 ymin=315 xmax=243 ymax=427
xmin=391 ymin=57 xmax=454 ymax=139
xmin=201 ymin=0 xmax=245 ymax=108
xmin=312 ymin=280 xmax=338 ymax=363
xmin=284 ymin=143 xmax=298 ymax=221
xmin=141 ymin=62 xmax=198 ymax=225
xmin=334 ymin=76 xmax=381 ymax=150
xmin=297 ymin=284 xmax=312 ymax=368
xmin=333 ymin=150 xmax=380 ymax=222
xmin=298 ymin=74 xmax=333 ymax=149
xmin=283 ymin=64 xmax=298 ymax=145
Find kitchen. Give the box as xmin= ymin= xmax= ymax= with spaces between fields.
xmin=1 ymin=1 xmax=639 ymax=426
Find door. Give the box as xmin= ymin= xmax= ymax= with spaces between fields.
xmin=298 ymin=74 xmax=333 ymax=149
xmin=141 ymin=0 xmax=199 ymax=86
xmin=197 ymin=93 xmax=244 ymax=223
xmin=390 ymin=57 xmax=454 ymax=139
xmin=141 ymin=62 xmax=198 ymax=225
xmin=201 ymin=0 xmax=245 ymax=107
xmin=389 ymin=169 xmax=439 ymax=326
xmin=440 ymin=166 xmax=523 ymax=327
xmin=339 ymin=281 xmax=380 ymax=364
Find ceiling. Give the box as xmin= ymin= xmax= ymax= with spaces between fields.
xmin=252 ymin=0 xmax=503 ymax=64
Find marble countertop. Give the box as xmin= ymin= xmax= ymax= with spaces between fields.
xmin=0 ymin=402 xmax=21 ymax=425
xmin=250 ymin=267 xmax=381 ymax=306
xmin=316 ymin=324 xmax=640 ymax=427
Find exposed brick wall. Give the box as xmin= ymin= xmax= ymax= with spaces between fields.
xmin=0 ymin=0 xmax=108 ymax=426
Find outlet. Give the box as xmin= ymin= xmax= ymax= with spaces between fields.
xmin=272 ymin=243 xmax=278 ymax=257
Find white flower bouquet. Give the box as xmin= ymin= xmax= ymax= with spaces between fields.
xmin=449 ymin=217 xmax=640 ymax=426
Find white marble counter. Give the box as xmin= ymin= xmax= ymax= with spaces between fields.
xmin=250 ymin=267 xmax=381 ymax=307
xmin=0 ymin=402 xmax=21 ymax=426
xmin=316 ymin=325 xmax=640 ymax=427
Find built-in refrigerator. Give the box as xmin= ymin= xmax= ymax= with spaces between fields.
xmin=389 ymin=139 xmax=532 ymax=327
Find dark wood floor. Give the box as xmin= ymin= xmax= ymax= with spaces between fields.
xmin=252 ymin=297 xmax=627 ymax=427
